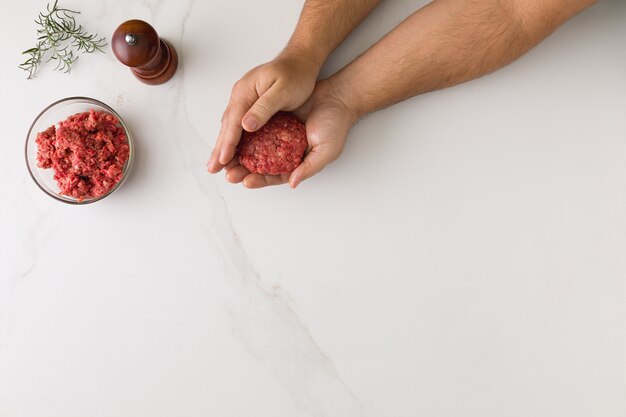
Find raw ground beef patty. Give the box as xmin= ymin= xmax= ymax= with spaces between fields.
xmin=237 ymin=112 xmax=307 ymax=175
xmin=36 ymin=109 xmax=130 ymax=201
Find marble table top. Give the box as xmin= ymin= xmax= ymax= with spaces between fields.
xmin=1 ymin=1 xmax=624 ymax=416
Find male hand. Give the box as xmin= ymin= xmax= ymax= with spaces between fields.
xmin=208 ymin=51 xmax=319 ymax=175
xmin=223 ymin=79 xmax=358 ymax=189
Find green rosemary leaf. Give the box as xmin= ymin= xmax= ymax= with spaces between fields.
xmin=18 ymin=1 xmax=107 ymax=79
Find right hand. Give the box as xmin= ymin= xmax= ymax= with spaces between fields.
xmin=207 ymin=50 xmax=319 ymax=174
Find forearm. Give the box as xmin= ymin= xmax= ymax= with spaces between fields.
xmin=284 ymin=0 xmax=381 ymax=71
xmin=329 ymin=0 xmax=597 ymax=117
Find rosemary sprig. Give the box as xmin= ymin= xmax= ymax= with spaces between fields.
xmin=19 ymin=1 xmax=107 ymax=79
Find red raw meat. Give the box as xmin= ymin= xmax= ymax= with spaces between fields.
xmin=238 ymin=112 xmax=307 ymax=175
xmin=36 ymin=109 xmax=129 ymax=201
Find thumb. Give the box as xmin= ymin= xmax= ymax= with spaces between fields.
xmin=242 ymin=84 xmax=287 ymax=132
xmin=289 ymin=146 xmax=336 ymax=189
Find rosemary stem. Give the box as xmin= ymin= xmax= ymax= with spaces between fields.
xmin=19 ymin=1 xmax=106 ymax=79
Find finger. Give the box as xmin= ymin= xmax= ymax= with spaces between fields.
xmin=224 ymin=157 xmax=240 ymax=171
xmin=241 ymin=83 xmax=288 ymax=132
xmin=218 ymin=77 xmax=260 ymax=164
xmin=209 ymin=104 xmax=238 ymax=172
xmin=243 ymin=173 xmax=290 ymax=189
xmin=223 ymin=156 xmax=247 ymax=183
xmin=208 ymin=116 xmax=231 ymax=173
xmin=289 ymin=146 xmax=335 ymax=188
xmin=226 ymin=165 xmax=250 ymax=184
xmin=218 ymin=105 xmax=248 ymax=165
xmin=207 ymin=116 xmax=230 ymax=174
xmin=207 ymin=144 xmax=223 ymax=173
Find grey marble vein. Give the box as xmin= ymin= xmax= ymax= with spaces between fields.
xmin=0 ymin=183 xmax=57 ymax=347
xmin=167 ymin=1 xmax=365 ymax=414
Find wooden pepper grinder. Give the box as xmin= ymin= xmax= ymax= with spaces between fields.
xmin=112 ymin=20 xmax=178 ymax=85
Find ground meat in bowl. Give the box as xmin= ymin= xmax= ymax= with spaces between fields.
xmin=237 ymin=112 xmax=307 ymax=175
xmin=36 ymin=109 xmax=130 ymax=201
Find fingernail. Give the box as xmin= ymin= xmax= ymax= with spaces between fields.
xmin=243 ymin=116 xmax=258 ymax=131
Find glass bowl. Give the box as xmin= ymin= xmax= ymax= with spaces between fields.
xmin=25 ymin=97 xmax=134 ymax=204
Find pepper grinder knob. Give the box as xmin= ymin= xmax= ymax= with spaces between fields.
xmin=111 ymin=19 xmax=178 ymax=85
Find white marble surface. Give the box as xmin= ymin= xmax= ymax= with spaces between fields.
xmin=0 ymin=1 xmax=624 ymax=416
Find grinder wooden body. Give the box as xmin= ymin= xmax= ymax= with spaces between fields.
xmin=112 ymin=20 xmax=178 ymax=85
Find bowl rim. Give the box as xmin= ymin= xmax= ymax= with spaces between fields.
xmin=25 ymin=96 xmax=134 ymax=205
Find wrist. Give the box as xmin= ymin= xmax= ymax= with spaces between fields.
xmin=325 ymin=72 xmax=365 ymax=122
xmin=280 ymin=42 xmax=326 ymax=75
